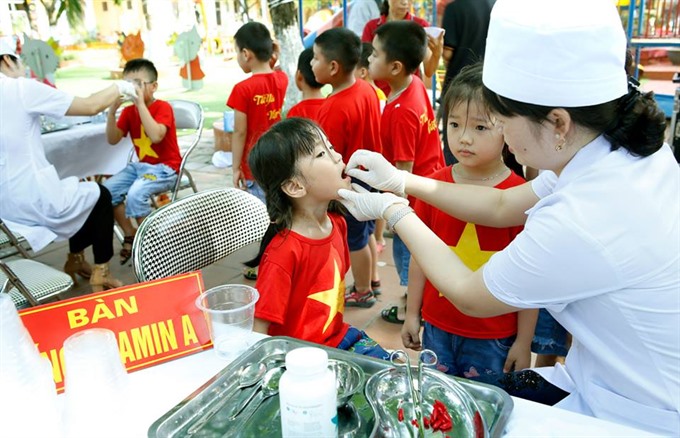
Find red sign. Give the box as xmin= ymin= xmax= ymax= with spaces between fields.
xmin=19 ymin=271 xmax=211 ymax=393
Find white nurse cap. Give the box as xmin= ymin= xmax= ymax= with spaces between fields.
xmin=0 ymin=36 xmax=17 ymax=57
xmin=482 ymin=0 xmax=628 ymax=107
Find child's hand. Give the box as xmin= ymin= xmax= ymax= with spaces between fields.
xmin=401 ymin=315 xmax=422 ymax=351
xmin=233 ymin=168 xmax=246 ymax=190
xmin=427 ymin=31 xmax=445 ymax=58
xmin=503 ymin=340 xmax=531 ymax=373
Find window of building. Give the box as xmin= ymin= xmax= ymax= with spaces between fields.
xmin=127 ymin=0 xmax=132 ymax=9
xmin=215 ymin=1 xmax=222 ymax=26
xmin=102 ymin=1 xmax=108 ymax=12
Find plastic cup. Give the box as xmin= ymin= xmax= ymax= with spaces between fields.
xmin=424 ymin=26 xmax=445 ymax=39
xmin=63 ymin=329 xmax=129 ymax=437
xmin=195 ymin=285 xmax=259 ymax=360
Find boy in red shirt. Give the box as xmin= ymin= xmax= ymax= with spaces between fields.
xmin=105 ymin=58 xmax=181 ymax=265
xmin=227 ymin=22 xmax=288 ymax=203
xmin=287 ymin=48 xmax=324 ymax=121
xmin=369 ymin=21 xmax=444 ymax=303
xmin=312 ymin=27 xmax=382 ymax=307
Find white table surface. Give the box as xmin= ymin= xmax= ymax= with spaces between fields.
xmin=42 ymin=121 xmax=132 ymax=179
xmin=53 ymin=333 xmax=656 ymax=438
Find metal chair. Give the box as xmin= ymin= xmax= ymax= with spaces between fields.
xmin=0 ymin=219 xmax=74 ymax=309
xmin=168 ymin=99 xmax=204 ymax=202
xmin=132 ymin=188 xmax=270 ymax=282
xmin=0 ymin=220 xmax=31 ymax=259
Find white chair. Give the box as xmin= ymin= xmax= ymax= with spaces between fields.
xmin=168 ymin=99 xmax=204 ymax=202
xmin=0 ymin=220 xmax=31 ymax=259
xmin=132 ymin=188 xmax=269 ymax=282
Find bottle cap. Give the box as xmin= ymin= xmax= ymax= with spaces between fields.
xmin=285 ymin=347 xmax=328 ymax=375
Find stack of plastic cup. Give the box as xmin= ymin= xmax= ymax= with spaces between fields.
xmin=62 ymin=328 xmax=130 ymax=438
xmin=0 ymin=294 xmax=62 ymax=437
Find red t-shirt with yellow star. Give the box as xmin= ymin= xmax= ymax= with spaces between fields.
xmin=414 ymin=167 xmax=525 ymax=339
xmin=117 ymin=100 xmax=181 ymax=173
xmin=226 ymin=70 xmax=288 ymax=180
xmin=254 ymin=213 xmax=351 ymax=347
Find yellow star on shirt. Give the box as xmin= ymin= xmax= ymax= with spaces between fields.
xmin=133 ymin=125 xmax=159 ymax=160
xmin=308 ymin=260 xmax=345 ymax=333
xmin=441 ymin=223 xmax=497 ymax=297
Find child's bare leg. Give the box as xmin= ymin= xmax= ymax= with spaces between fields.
xmin=114 ymin=203 xmax=136 ymax=264
xmin=350 ymin=245 xmax=372 ymax=293
xmin=368 ymin=234 xmax=381 ymax=291
xmin=375 ymin=219 xmax=386 ymax=249
xmin=114 ymin=203 xmax=136 ymax=237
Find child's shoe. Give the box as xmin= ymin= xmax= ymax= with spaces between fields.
xmin=344 ymin=286 xmax=376 ymax=308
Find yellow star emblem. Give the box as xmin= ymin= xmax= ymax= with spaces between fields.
xmin=441 ymin=223 xmax=496 ymax=297
xmin=308 ymin=260 xmax=345 ymax=333
xmin=133 ymin=125 xmax=159 ymax=160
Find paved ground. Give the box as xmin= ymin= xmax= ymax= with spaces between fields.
xmin=29 ymin=125 xmax=412 ymax=356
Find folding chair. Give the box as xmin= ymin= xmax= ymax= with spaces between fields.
xmin=167 ymin=99 xmax=204 ymax=202
xmin=132 ymin=188 xmax=270 ymax=282
xmin=0 ymin=220 xmax=31 ymax=259
xmin=0 ymin=219 xmax=74 ymax=308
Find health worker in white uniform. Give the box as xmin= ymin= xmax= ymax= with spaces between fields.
xmin=0 ymin=39 xmax=137 ymax=293
xmin=337 ymin=0 xmax=680 ymax=435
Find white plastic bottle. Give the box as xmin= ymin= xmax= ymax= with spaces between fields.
xmin=279 ymin=347 xmax=337 ymax=438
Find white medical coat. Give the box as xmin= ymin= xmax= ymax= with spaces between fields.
xmin=0 ymin=76 xmax=100 ymax=251
xmin=484 ymin=135 xmax=680 ymax=435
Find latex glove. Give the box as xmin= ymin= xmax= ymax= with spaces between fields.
xmin=337 ymin=183 xmax=408 ymax=221
xmin=114 ymin=80 xmax=138 ymax=101
xmin=345 ymin=150 xmax=407 ymax=196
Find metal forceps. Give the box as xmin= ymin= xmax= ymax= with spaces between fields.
xmin=389 ymin=349 xmax=438 ymax=438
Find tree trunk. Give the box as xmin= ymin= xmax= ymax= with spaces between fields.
xmin=268 ymin=0 xmax=303 ymax=112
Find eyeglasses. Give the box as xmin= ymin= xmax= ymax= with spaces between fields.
xmin=126 ymin=79 xmax=154 ymax=87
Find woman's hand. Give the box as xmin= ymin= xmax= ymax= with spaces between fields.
xmin=345 ymin=150 xmax=407 ymax=196
xmin=337 ymin=184 xmax=408 ymax=221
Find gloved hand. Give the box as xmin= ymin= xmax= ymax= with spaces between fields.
xmin=345 ymin=150 xmax=407 ymax=196
xmin=338 ymin=184 xmax=408 ymax=221
xmin=114 ymin=80 xmax=138 ymax=101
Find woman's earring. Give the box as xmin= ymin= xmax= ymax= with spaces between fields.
xmin=555 ymin=136 xmax=566 ymax=151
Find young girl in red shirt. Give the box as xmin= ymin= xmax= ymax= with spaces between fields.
xmin=245 ymin=118 xmax=389 ymax=359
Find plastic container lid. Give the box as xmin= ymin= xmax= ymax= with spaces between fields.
xmin=285 ymin=347 xmax=328 ymax=375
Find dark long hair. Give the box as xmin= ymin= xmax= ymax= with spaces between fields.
xmin=483 ymin=80 xmax=666 ymax=158
xmin=245 ymin=118 xmax=343 ymax=267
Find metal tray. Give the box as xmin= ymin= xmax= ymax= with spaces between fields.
xmin=148 ymin=337 xmax=513 ymax=437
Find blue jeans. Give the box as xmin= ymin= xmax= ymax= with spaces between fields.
xmin=336 ymin=326 xmax=390 ymax=360
xmin=422 ymin=322 xmax=515 ymax=378
xmin=103 ymin=162 xmax=177 ymax=218
xmin=532 ymin=309 xmax=569 ymax=356
xmin=392 ymin=233 xmax=410 ymax=286
xmin=245 ymin=180 xmax=266 ymax=204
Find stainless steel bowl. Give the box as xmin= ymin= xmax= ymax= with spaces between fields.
xmin=328 ymin=359 xmax=365 ymax=407
xmin=365 ymin=366 xmax=488 ymax=438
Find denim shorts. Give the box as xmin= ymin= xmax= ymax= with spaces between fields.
xmin=392 ymin=233 xmax=410 ymax=286
xmin=336 ymin=326 xmax=389 ymax=360
xmin=422 ymin=322 xmax=516 ymax=378
xmin=245 ymin=180 xmax=266 ymax=204
xmin=345 ymin=212 xmax=375 ymax=251
xmin=531 ymin=308 xmax=569 ymax=356
xmin=103 ymin=162 xmax=177 ymax=218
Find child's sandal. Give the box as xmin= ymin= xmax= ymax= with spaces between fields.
xmin=119 ymin=235 xmax=134 ymax=265
xmin=344 ymin=287 xmax=376 ymax=308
